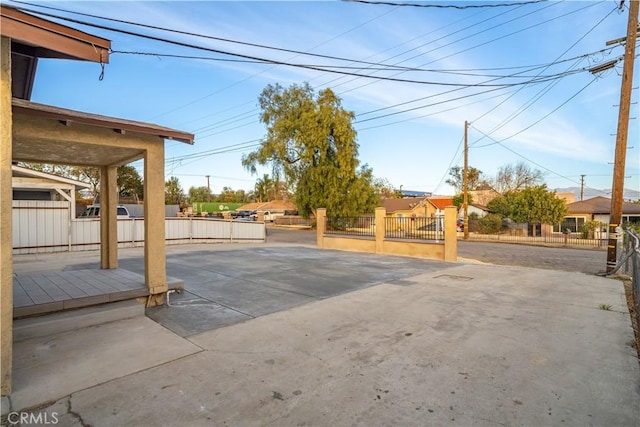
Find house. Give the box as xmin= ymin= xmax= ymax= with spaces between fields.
xmin=468 ymin=188 xmax=500 ymax=206
xmin=559 ymin=196 xmax=640 ymax=232
xmin=1 ymin=4 xmax=194 ymax=396
xmin=461 ymin=203 xmax=490 ymax=219
xmin=382 ymin=196 xmax=454 ymax=218
xmin=12 ymin=165 xmax=90 ymax=218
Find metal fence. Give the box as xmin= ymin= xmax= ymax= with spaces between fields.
xmin=13 ymin=201 xmax=266 ymax=254
xmin=325 ymin=216 xmax=375 ymax=237
xmin=385 ymin=216 xmax=444 ymax=241
xmin=465 ymin=219 xmax=608 ymax=248
xmin=605 ymin=230 xmax=639 ymax=338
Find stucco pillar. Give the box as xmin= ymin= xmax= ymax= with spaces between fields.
xmin=316 ymin=208 xmax=326 ymax=249
xmin=375 ymin=207 xmax=386 ymax=254
xmin=1 ymin=36 xmax=13 ymax=396
xmin=100 ymin=165 xmax=118 ymax=269
xmin=144 ymin=143 xmax=167 ymax=300
xmin=444 ymin=206 xmax=458 ymax=262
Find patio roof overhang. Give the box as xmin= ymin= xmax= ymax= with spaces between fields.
xmin=12 ymin=98 xmax=194 ymax=167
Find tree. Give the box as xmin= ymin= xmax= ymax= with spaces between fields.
xmin=445 ymin=166 xmax=484 ymax=193
xmin=188 ymin=186 xmax=211 ymax=202
xmin=487 ymin=185 xmax=567 ymax=236
xmin=242 ymin=82 xmax=378 ymax=217
xmin=490 ymin=161 xmax=544 ymax=194
xmin=71 ymin=166 xmax=101 ymax=201
xmin=372 ymin=178 xmax=398 ymax=199
xmin=452 ymin=193 xmax=474 ymax=210
xmin=218 ymin=186 xmax=238 ymax=203
xmin=165 ymin=176 xmax=185 ymax=205
xmin=117 ymin=165 xmax=143 ymax=201
xmin=254 ymin=174 xmax=274 ymax=202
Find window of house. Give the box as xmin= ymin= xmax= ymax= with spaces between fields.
xmin=554 ymin=217 xmax=586 ymax=233
xmin=623 ymin=215 xmax=640 ymax=226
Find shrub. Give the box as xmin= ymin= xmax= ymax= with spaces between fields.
xmin=478 ymin=214 xmax=504 ymax=234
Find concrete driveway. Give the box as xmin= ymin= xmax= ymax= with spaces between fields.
xmin=7 ymin=241 xmax=639 ymax=426
xmin=125 ymin=245 xmax=450 ymax=337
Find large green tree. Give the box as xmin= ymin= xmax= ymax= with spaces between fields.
xmin=487 ymin=185 xmax=567 ymax=235
xmin=242 ymin=83 xmax=378 ymax=217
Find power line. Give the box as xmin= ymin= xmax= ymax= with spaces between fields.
xmin=9 ymin=1 xmax=420 ymax=71
xmin=12 ymin=4 xmax=588 ymax=88
xmin=343 ymin=0 xmax=550 ymax=9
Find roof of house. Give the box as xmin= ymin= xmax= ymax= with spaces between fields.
xmin=12 ymin=165 xmax=91 ymax=190
xmin=428 ymin=196 xmax=454 ymax=210
xmin=2 ymin=4 xmax=111 ymax=100
xmin=399 ymin=190 xmax=432 ymax=198
xmin=566 ymin=196 xmax=640 ymax=215
xmin=382 ymin=197 xmax=427 ymax=213
xmin=13 ymin=99 xmax=195 ymax=145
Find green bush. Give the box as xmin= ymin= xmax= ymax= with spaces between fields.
xmin=478 ymin=214 xmax=504 ymax=234
xmin=580 ymin=220 xmax=603 ymax=239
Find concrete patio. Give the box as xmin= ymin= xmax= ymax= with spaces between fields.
xmin=4 ymin=243 xmax=639 ymax=426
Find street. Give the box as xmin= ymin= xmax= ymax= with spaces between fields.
xmin=267 ymin=226 xmax=608 ymax=274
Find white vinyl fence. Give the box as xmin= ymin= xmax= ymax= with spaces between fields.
xmin=12 ymin=201 xmax=266 ymax=255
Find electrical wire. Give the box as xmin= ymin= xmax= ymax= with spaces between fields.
xmin=343 ymin=0 xmax=550 ymax=9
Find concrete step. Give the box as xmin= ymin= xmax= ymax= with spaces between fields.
xmin=13 ymin=299 xmax=145 ymax=342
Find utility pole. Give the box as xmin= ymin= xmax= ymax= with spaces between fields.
xmin=205 ymin=175 xmax=211 ymax=202
xmin=607 ymin=0 xmax=638 ymax=272
xmin=463 ymin=120 xmax=469 ymax=240
xmin=580 ymin=174 xmax=586 ymax=201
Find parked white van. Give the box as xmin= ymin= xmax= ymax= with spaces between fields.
xmin=78 ymin=205 xmax=131 ymax=219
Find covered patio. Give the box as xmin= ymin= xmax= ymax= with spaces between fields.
xmin=1 ymin=4 xmax=194 ymax=397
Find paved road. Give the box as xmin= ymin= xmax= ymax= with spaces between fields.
xmin=267 ymin=226 xmax=608 ymax=274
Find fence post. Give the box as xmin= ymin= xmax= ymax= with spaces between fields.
xmin=444 ymin=206 xmax=457 ymax=262
xmin=316 ymin=208 xmax=326 ymax=248
xmin=375 ymin=207 xmax=385 ymax=254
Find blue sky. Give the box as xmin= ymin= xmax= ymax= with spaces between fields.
xmin=8 ymin=0 xmax=639 ymax=197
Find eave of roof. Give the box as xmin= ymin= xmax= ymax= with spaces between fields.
xmin=1 ymin=4 xmax=110 ymax=63
xmin=12 ymin=164 xmax=91 ymax=189
xmin=13 ymin=98 xmax=195 ymax=145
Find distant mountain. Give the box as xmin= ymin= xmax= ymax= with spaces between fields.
xmin=554 ymin=187 xmax=640 ymax=202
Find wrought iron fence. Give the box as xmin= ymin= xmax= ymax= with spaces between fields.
xmin=385 ymin=216 xmax=444 ymax=241
xmin=464 ymin=219 xmax=608 ymax=248
xmin=325 ymin=216 xmax=375 ymax=237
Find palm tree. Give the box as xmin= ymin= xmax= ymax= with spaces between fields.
xmin=254 ymin=174 xmax=274 ymax=202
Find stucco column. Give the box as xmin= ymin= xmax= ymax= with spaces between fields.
xmin=144 ymin=142 xmax=167 ymax=300
xmin=444 ymin=206 xmax=458 ymax=262
xmin=100 ymin=165 xmax=118 ymax=269
xmin=375 ymin=207 xmax=386 ymax=254
xmin=316 ymin=208 xmax=326 ymax=249
xmin=1 ymin=36 xmax=13 ymax=396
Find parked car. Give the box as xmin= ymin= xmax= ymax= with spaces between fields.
xmin=78 ymin=205 xmax=131 ymax=219
xmin=250 ymin=210 xmax=283 ymax=222
xmin=233 ymin=210 xmax=254 ymax=220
